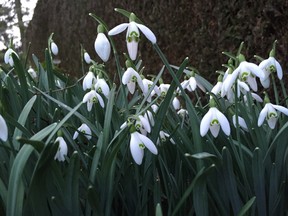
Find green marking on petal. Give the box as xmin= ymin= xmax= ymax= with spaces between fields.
xmin=132 ymin=76 xmax=137 ymax=82
xmin=139 ymin=143 xmax=145 ymax=149
xmin=241 ymin=72 xmax=249 ymax=81
xmin=269 ymin=65 xmax=276 ymax=73
xmin=210 ymin=119 xmax=219 ymax=126
xmin=92 ymin=97 xmax=98 ymax=103
xmin=268 ymin=112 xmax=277 ymax=119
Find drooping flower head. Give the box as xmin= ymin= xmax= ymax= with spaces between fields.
xmin=51 ymin=41 xmax=59 ymax=55
xmin=84 ymin=51 xmax=92 ymax=64
xmin=122 ymin=61 xmax=145 ymax=94
xmin=95 ymin=24 xmax=111 ymax=62
xmin=83 ymin=71 xmax=97 ymax=91
xmin=181 ymin=70 xmax=205 ymax=93
xmin=0 ymin=114 xmax=8 ymax=142
xmin=108 ymin=12 xmax=156 ymax=61
xmin=4 ymin=48 xmax=18 ymax=67
xmin=82 ymin=89 xmax=105 ymax=111
xmin=200 ymin=99 xmax=231 ymax=138
xmin=257 ymin=93 xmax=288 ymax=129
xmin=259 ymin=42 xmax=283 ymax=89
xmin=54 ymin=136 xmax=68 ymax=162
xmin=129 ymin=125 xmax=158 ymax=165
xmin=73 ymin=123 xmax=92 ymax=140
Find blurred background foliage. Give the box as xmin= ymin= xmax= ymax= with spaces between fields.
xmin=24 ymin=0 xmax=288 ymax=80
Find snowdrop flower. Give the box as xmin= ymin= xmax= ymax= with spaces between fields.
xmin=151 ymin=104 xmax=159 ymax=113
xmin=73 ymin=123 xmax=92 ymax=140
xmin=211 ymin=81 xmax=223 ymax=96
xmin=135 ymin=115 xmax=151 ymax=135
xmin=159 ymin=83 xmax=170 ymax=97
xmin=4 ymin=48 xmax=18 ymax=67
xmin=181 ymin=76 xmax=205 ymax=92
xmin=51 ymin=42 xmax=59 ymax=55
xmin=28 ymin=67 xmax=37 ymax=79
xmin=232 ymin=115 xmax=248 ymax=131
xmin=84 ymin=52 xmax=91 ymax=64
xmin=234 ymin=56 xmax=265 ymax=91
xmin=108 ymin=13 xmax=156 ymax=60
xmin=130 ymin=130 xmax=158 ymax=165
xmin=122 ymin=67 xmax=145 ymax=94
xmin=142 ymin=78 xmax=160 ymax=102
xmin=83 ymin=72 xmax=96 ymax=91
xmin=200 ymin=100 xmax=230 ymax=137
xmin=94 ymin=77 xmax=110 ymax=98
xmin=258 ymin=103 xmax=288 ymax=129
xmin=221 ymin=70 xmax=238 ymax=98
xmin=177 ymin=108 xmax=188 ymax=117
xmin=157 ymin=131 xmax=175 ymax=145
xmin=211 ymin=75 xmax=223 ymax=96
xmin=0 ymin=115 xmax=8 ymax=141
xmin=259 ymin=56 xmax=283 ymax=88
xmin=82 ymin=90 xmax=104 ymax=111
xmin=243 ymin=92 xmax=263 ymax=103
xmin=173 ymin=96 xmax=181 ymax=110
xmin=54 ymin=137 xmax=68 ymax=162
xmin=236 ymin=79 xmax=250 ymax=98
xmin=144 ymin=110 xmax=155 ymax=127
xmin=95 ymin=25 xmax=111 ymax=62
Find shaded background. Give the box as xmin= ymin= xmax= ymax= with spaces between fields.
xmin=25 ymin=0 xmax=288 ymax=81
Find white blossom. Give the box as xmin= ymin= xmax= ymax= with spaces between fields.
xmin=259 ymin=56 xmax=283 ymax=88
xmin=4 ymin=48 xmax=18 ymax=66
xmin=94 ymin=77 xmax=110 ymax=98
xmin=83 ymin=72 xmax=96 ymax=91
xmin=135 ymin=115 xmax=151 ymax=135
xmin=84 ymin=52 xmax=91 ymax=64
xmin=94 ymin=33 xmax=111 ymax=62
xmin=73 ymin=123 xmax=92 ymax=140
xmin=0 ymin=115 xmax=8 ymax=141
xmin=258 ymin=103 xmax=288 ymax=129
xmin=108 ymin=16 xmax=156 ymax=60
xmin=232 ymin=115 xmax=248 ymax=131
xmin=200 ymin=107 xmax=230 ymax=137
xmin=129 ymin=131 xmax=158 ymax=165
xmin=82 ymin=90 xmax=105 ymax=111
xmin=51 ymin=42 xmax=59 ymax=55
xmin=54 ymin=137 xmax=68 ymax=162
xmin=157 ymin=131 xmax=175 ymax=145
xmin=28 ymin=67 xmax=37 ymax=79
xmin=122 ymin=67 xmax=145 ymax=94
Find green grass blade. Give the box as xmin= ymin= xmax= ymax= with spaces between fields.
xmin=13 ymin=95 xmax=37 ymax=150
xmin=6 ymin=123 xmax=57 ymax=216
xmin=237 ymin=196 xmax=256 ymax=216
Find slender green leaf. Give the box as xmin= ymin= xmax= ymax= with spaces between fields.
xmin=237 ymin=196 xmax=256 ymax=216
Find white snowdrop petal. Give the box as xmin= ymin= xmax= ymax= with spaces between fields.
xmin=138 ymin=133 xmax=158 ymax=155
xmin=136 ymin=23 xmax=157 ymax=44
xmin=200 ymin=108 xmax=213 ymax=137
xmin=258 ymin=104 xmax=269 ymax=126
xmin=95 ymin=33 xmax=111 ymax=62
xmin=130 ymin=133 xmax=144 ymax=165
xmin=272 ymin=105 xmax=288 ymax=116
xmin=51 ymin=42 xmax=59 ymax=55
xmin=275 ymin=60 xmax=283 ymax=80
xmin=215 ymin=109 xmax=230 ymax=136
xmin=210 ymin=124 xmax=220 ymax=138
xmin=139 ymin=116 xmax=151 ymax=133
xmin=127 ymin=40 xmax=138 ymax=61
xmin=108 ymin=23 xmax=129 ymax=35
xmin=0 ymin=115 xmax=8 ymax=141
